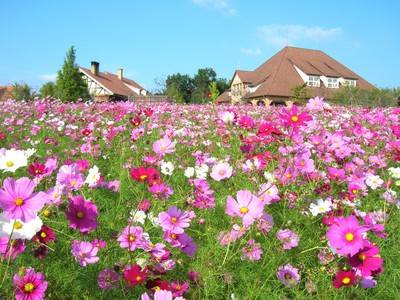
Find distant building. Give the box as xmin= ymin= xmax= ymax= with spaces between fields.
xmin=216 ymin=46 xmax=375 ymax=106
xmin=79 ymin=62 xmax=150 ymax=101
xmin=0 ymin=86 xmax=13 ymax=102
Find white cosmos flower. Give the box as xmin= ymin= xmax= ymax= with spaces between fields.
xmin=263 ymin=171 xmax=275 ymax=184
xmin=0 ymin=148 xmax=28 ymax=172
xmin=388 ymin=167 xmax=400 ymax=179
xmin=0 ymin=213 xmax=43 ymax=240
xmin=309 ymin=199 xmax=333 ymax=216
xmin=184 ymin=167 xmax=195 ymax=178
xmin=160 ymin=161 xmax=174 ymax=176
xmin=85 ymin=166 xmax=101 ymax=186
xmin=129 ymin=210 xmax=146 ymax=224
xmin=147 ymin=212 xmax=160 ymax=227
xmin=365 ymin=174 xmax=384 ymax=190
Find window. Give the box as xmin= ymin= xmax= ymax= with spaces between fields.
xmin=327 ymin=77 xmax=339 ymax=88
xmin=343 ymin=79 xmax=357 ymax=87
xmin=307 ymin=75 xmax=320 ymax=87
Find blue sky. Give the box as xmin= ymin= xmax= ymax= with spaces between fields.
xmin=1 ymin=0 xmax=399 ymax=91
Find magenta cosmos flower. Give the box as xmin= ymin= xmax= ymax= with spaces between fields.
xmin=280 ymin=105 xmax=312 ymax=128
xmin=66 ymin=195 xmax=98 ymax=233
xmin=153 ymin=137 xmax=176 ymax=156
xmin=326 ymin=215 xmax=368 ymax=256
xmin=117 ymin=225 xmax=145 ymax=251
xmin=97 ymin=268 xmax=119 ymax=290
xmin=348 ymin=240 xmax=383 ymax=277
xmin=13 ymin=268 xmax=48 ymax=300
xmin=158 ymin=206 xmax=195 ymax=234
xmin=0 ymin=177 xmax=46 ymax=222
xmin=226 ymin=190 xmax=265 ymax=226
xmin=71 ymin=240 xmax=99 ymax=266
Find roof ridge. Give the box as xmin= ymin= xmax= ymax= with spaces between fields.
xmin=263 ymin=47 xmax=288 ymax=95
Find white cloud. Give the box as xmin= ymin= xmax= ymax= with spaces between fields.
xmin=192 ymin=0 xmax=236 ymax=16
xmin=241 ymin=47 xmax=262 ymax=56
xmin=40 ymin=73 xmax=57 ymax=82
xmin=257 ymin=24 xmax=343 ymax=47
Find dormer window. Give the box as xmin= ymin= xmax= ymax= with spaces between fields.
xmin=307 ymin=75 xmax=320 ymax=87
xmin=327 ymin=77 xmax=339 ymax=88
xmin=343 ymin=79 xmax=356 ymax=87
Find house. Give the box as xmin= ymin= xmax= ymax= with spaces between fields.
xmin=216 ymin=46 xmax=375 ymax=106
xmin=79 ymin=62 xmax=150 ymax=101
xmin=0 ymin=86 xmax=13 ymax=102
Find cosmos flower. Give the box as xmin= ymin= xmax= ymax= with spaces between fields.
xmin=56 ymin=164 xmax=84 ymax=191
xmin=226 ymin=190 xmax=265 ymax=226
xmin=210 ymin=162 xmax=233 ymax=181
xmin=130 ymin=166 xmax=160 ymax=185
xmin=85 ymin=165 xmax=101 ymax=187
xmin=326 ymin=215 xmax=368 ymax=256
xmin=13 ymin=268 xmax=48 ymax=300
xmin=0 ymin=177 xmax=47 ymax=222
xmin=276 ymin=229 xmax=300 ymax=250
xmin=123 ymin=264 xmax=148 ymax=287
xmin=348 ymin=241 xmax=383 ymax=277
xmin=97 ymin=268 xmax=119 ymax=290
xmin=0 ymin=148 xmax=28 ymax=173
xmin=280 ymin=105 xmax=312 ymax=128
xmin=160 ymin=161 xmax=175 ymax=176
xmin=0 ymin=236 xmax=26 ymax=260
xmin=117 ymin=225 xmax=145 ymax=251
xmin=0 ymin=212 xmax=43 ymax=240
xmin=276 ymin=264 xmax=301 ymax=288
xmin=365 ymin=174 xmax=384 ymax=190
xmin=71 ymin=240 xmax=99 ymax=267
xmin=332 ymin=270 xmax=357 ymax=288
xmin=66 ymin=195 xmax=98 ymax=233
xmin=153 ymin=137 xmax=176 ymax=156
xmin=32 ymin=225 xmax=56 ymax=245
xmin=241 ymin=239 xmax=263 ymax=261
xmin=158 ymin=206 xmax=195 ymax=234
xmin=309 ymin=199 xmax=333 ymax=216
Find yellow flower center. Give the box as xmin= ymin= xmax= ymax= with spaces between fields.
xmin=291 ymin=115 xmax=299 ymax=122
xmin=15 ymin=198 xmax=24 ymax=206
xmin=240 ymin=207 xmax=249 ymax=214
xmin=342 ymin=277 xmax=351 ymax=285
xmin=6 ymin=161 xmax=14 ymax=167
xmin=24 ymin=282 xmax=35 ymax=293
xmin=139 ymin=175 xmax=147 ymax=181
xmin=13 ymin=221 xmax=23 ymax=230
xmin=70 ymin=180 xmax=77 ymax=187
xmin=345 ymin=232 xmax=354 ymax=241
xmin=171 ymin=217 xmax=177 ymax=224
xmin=76 ymin=211 xmax=84 ymax=219
xmin=129 ymin=235 xmax=135 ymax=241
xmin=135 ymin=275 xmax=142 ymax=281
xmin=358 ymin=253 xmax=366 ymax=261
xmin=40 ymin=232 xmax=47 ymax=238
xmin=286 ymin=173 xmax=292 ymax=179
xmin=43 ymin=209 xmax=51 ymax=217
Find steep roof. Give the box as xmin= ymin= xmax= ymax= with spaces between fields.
xmin=79 ymin=67 xmax=146 ymax=97
xmin=228 ymin=46 xmax=375 ymax=99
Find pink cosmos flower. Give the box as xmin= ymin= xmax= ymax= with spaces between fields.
xmin=0 ymin=236 xmax=25 ymax=260
xmin=117 ymin=225 xmax=145 ymax=251
xmin=158 ymin=206 xmax=195 ymax=234
xmin=326 ymin=215 xmax=368 ymax=256
xmin=0 ymin=177 xmax=47 ymax=222
xmin=71 ymin=240 xmax=99 ymax=266
xmin=277 ymin=229 xmax=300 ymax=250
xmin=210 ymin=162 xmax=233 ymax=181
xmin=97 ymin=268 xmax=119 ymax=290
xmin=226 ymin=190 xmax=265 ymax=226
xmin=241 ymin=239 xmax=263 ymax=261
xmin=13 ymin=268 xmax=48 ymax=300
xmin=276 ymin=264 xmax=301 ymax=288
xmin=56 ymin=164 xmax=84 ymax=191
xmin=153 ymin=137 xmax=176 ymax=156
xmin=280 ymin=105 xmax=312 ymax=128
xmin=66 ymin=195 xmax=98 ymax=233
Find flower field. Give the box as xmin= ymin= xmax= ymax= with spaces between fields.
xmin=0 ymin=98 xmax=400 ymax=299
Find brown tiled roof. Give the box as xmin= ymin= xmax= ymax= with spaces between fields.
xmin=79 ymin=67 xmax=147 ymax=97
xmin=215 ymin=90 xmax=231 ymax=103
xmin=227 ymin=46 xmax=375 ymax=100
xmin=0 ymin=86 xmax=13 ymax=101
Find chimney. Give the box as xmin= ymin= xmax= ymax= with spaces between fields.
xmin=118 ymin=68 xmax=123 ymax=80
xmin=91 ymin=61 xmax=99 ymax=76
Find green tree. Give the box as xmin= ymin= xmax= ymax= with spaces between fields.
xmin=191 ymin=68 xmax=216 ymax=103
xmin=209 ymin=81 xmax=220 ymax=101
xmin=216 ymin=78 xmax=230 ymax=94
xmin=165 ymin=73 xmax=194 ymax=103
xmin=11 ymin=82 xmax=36 ymax=101
xmin=55 ymin=46 xmax=89 ymax=102
xmin=166 ymin=82 xmax=185 ymax=103
xmin=291 ymin=83 xmax=311 ymax=103
xmin=332 ymin=86 xmax=398 ymax=107
xmin=39 ymin=81 xmax=57 ymax=98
